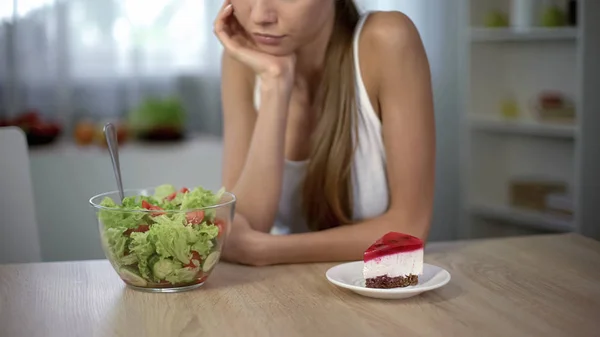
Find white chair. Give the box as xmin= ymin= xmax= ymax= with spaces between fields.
xmin=0 ymin=127 xmax=42 ymax=263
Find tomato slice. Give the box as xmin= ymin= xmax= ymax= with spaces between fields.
xmin=129 ymin=225 xmax=147 ymax=234
xmin=214 ymin=218 xmax=225 ymax=238
xmin=184 ymin=251 xmax=202 ymax=268
xmin=179 ymin=187 xmax=190 ymax=194
xmin=186 ymin=211 xmax=205 ymax=225
xmin=136 ymin=224 xmax=150 ymax=232
xmin=141 ymin=200 xmax=165 ymax=216
xmin=124 ymin=224 xmax=151 ymax=236
xmin=165 ymin=192 xmax=177 ymax=201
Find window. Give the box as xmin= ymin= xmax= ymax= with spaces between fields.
xmin=2 ymin=0 xmax=222 ymax=80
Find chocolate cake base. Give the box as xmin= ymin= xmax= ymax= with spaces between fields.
xmin=365 ymin=274 xmax=418 ymax=289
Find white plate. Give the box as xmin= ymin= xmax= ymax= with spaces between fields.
xmin=325 ymin=261 xmax=451 ymax=299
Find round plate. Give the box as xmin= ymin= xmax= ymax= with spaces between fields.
xmin=325 ymin=261 xmax=451 ymax=299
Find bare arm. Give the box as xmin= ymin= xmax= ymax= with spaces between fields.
xmin=215 ymin=2 xmax=297 ymax=233
xmin=254 ymin=12 xmax=436 ymax=265
xmin=221 ymin=54 xmax=293 ymax=232
xmin=220 ymin=52 xmax=256 ymax=192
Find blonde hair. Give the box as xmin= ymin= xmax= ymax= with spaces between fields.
xmin=302 ymin=0 xmax=360 ymax=231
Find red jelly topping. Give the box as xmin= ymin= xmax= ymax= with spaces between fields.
xmin=364 ymin=232 xmax=423 ymax=262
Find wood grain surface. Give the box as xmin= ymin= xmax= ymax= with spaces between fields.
xmin=1 ymin=233 xmax=599 ymax=337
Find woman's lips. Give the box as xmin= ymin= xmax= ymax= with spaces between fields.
xmin=252 ymin=33 xmax=286 ymax=46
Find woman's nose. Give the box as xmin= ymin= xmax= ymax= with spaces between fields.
xmin=250 ymin=0 xmax=278 ymax=26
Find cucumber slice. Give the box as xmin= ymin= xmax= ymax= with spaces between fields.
xmin=202 ymin=251 xmax=221 ymax=272
xmin=152 ymin=258 xmax=179 ymax=280
xmin=119 ymin=267 xmax=148 ymax=287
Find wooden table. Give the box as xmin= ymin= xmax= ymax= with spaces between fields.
xmin=1 ymin=234 xmax=599 ymax=337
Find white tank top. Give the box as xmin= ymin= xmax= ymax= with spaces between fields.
xmin=254 ymin=13 xmax=389 ymax=235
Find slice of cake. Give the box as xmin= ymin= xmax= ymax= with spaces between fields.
xmin=363 ymin=232 xmax=424 ymax=289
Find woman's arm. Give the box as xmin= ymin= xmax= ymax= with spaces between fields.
xmin=221 ymin=53 xmax=294 ymax=233
xmin=220 ymin=52 xmax=257 ymax=192
xmin=258 ymin=208 xmax=431 ymax=264
xmin=216 ymin=3 xmax=296 ymax=233
xmin=253 ymin=12 xmax=436 ymax=265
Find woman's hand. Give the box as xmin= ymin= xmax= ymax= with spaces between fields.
xmin=214 ymin=0 xmax=296 ymax=82
xmin=221 ymin=213 xmax=270 ymax=266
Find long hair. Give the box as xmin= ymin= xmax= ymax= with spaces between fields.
xmin=302 ymin=0 xmax=361 ymax=231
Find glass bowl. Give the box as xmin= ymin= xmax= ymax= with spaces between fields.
xmin=89 ymin=187 xmax=235 ymax=293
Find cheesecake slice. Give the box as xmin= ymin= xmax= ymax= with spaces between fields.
xmin=363 ymin=232 xmax=424 ymax=289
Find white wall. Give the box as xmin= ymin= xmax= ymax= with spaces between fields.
xmin=426 ymin=2 xmax=461 ymax=242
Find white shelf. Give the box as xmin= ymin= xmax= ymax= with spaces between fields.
xmin=460 ymin=0 xmax=600 ymax=240
xmin=469 ymin=203 xmax=575 ymax=232
xmin=471 ymin=27 xmax=578 ymax=42
xmin=469 ymin=115 xmax=576 ymax=138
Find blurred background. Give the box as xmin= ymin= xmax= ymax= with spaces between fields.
xmin=0 ymin=0 xmax=598 ymax=262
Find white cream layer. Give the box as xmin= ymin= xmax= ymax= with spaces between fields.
xmin=363 ymin=248 xmax=424 ymax=279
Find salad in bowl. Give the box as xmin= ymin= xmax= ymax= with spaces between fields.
xmin=89 ymin=184 xmax=235 ymax=292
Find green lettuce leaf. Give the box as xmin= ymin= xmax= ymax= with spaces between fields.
xmin=148 ymin=214 xmax=196 ymax=264
xmin=145 ymin=214 xmax=220 ymax=263
xmin=103 ymin=227 xmax=129 ymax=263
xmin=191 ymin=239 xmax=214 ymax=259
xmin=121 ymin=196 xmax=141 ymax=209
xmin=151 ymin=213 xmax=187 ymax=227
xmin=128 ymin=231 xmax=155 ymax=280
xmin=180 ymin=187 xmax=224 ymax=210
xmin=99 ymin=196 xmax=118 ymax=208
xmin=153 ymin=184 xmax=176 ymax=201
xmin=119 ymin=253 xmax=138 ymax=266
xmin=161 ymin=192 xmax=186 ymax=210
xmin=197 ymin=222 xmax=220 ymax=238
xmin=165 ymin=266 xmax=200 ymax=284
xmin=98 ymin=197 xmax=146 ymax=230
xmin=180 ymin=186 xmax=225 ymax=219
xmin=191 ymin=223 xmax=219 ymax=258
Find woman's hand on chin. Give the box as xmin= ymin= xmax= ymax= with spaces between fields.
xmin=222 ymin=212 xmax=271 ymax=267
xmin=214 ymin=0 xmax=295 ymax=83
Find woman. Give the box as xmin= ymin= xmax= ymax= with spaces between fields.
xmin=214 ymin=0 xmax=435 ymax=266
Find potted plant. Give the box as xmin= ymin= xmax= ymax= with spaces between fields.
xmin=128 ymin=96 xmax=186 ymax=142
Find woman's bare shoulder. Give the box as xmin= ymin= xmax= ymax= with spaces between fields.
xmin=356 ymin=11 xmax=425 ymax=116
xmin=361 ymin=11 xmax=422 ymax=51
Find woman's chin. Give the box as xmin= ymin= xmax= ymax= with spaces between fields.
xmin=255 ymin=44 xmax=295 ymax=57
